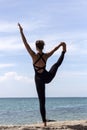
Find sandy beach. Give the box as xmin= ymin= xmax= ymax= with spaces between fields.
xmin=0 ymin=120 xmax=87 ymax=130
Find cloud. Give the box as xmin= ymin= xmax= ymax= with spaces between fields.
xmin=0 ymin=71 xmax=33 ymax=83
xmin=0 ymin=21 xmax=17 ymax=33
xmin=0 ymin=72 xmax=35 ymax=97
xmin=60 ymin=70 xmax=87 ymax=78
xmin=0 ymin=36 xmax=23 ymax=51
xmin=0 ymin=20 xmax=47 ymax=33
xmin=0 ymin=63 xmax=15 ymax=68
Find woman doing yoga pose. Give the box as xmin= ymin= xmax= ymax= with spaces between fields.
xmin=18 ymin=23 xmax=66 ymax=126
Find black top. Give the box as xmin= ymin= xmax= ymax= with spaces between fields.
xmin=33 ymin=53 xmax=46 ymax=73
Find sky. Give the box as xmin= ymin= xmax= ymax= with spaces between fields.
xmin=0 ymin=0 xmax=87 ymax=97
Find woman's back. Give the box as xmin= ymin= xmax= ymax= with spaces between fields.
xmin=33 ymin=53 xmax=48 ymax=73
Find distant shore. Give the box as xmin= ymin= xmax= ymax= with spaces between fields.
xmin=0 ymin=120 xmax=87 ymax=130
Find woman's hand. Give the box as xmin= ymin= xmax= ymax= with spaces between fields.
xmin=18 ymin=23 xmax=23 ymax=32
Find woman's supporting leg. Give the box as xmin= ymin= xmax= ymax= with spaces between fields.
xmin=35 ymin=76 xmax=46 ymax=124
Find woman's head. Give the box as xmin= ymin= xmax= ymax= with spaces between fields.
xmin=35 ymin=40 xmax=45 ymax=51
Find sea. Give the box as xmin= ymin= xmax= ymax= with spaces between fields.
xmin=0 ymin=97 xmax=87 ymax=125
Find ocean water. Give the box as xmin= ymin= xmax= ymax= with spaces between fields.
xmin=0 ymin=97 xmax=87 ymax=125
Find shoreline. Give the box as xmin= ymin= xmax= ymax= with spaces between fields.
xmin=0 ymin=120 xmax=87 ymax=130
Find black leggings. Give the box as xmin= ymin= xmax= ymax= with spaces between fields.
xmin=35 ymin=51 xmax=65 ymax=122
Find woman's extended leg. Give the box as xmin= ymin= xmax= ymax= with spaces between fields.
xmin=35 ymin=76 xmax=46 ymax=125
xmin=47 ymin=51 xmax=65 ymax=83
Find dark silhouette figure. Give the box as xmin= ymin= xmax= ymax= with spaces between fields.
xmin=18 ymin=23 xmax=66 ymax=126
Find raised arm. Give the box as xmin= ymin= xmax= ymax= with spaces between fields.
xmin=46 ymin=42 xmax=66 ymax=58
xmin=18 ymin=23 xmax=35 ymax=58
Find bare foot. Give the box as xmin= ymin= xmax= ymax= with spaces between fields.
xmin=61 ymin=42 xmax=66 ymax=52
xmin=44 ymin=122 xmax=47 ymax=127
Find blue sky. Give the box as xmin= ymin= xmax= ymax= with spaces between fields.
xmin=0 ymin=0 xmax=87 ymax=97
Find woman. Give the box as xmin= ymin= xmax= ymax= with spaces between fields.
xmin=18 ymin=23 xmax=66 ymax=126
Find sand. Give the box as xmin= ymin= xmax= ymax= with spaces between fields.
xmin=0 ymin=120 xmax=87 ymax=130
